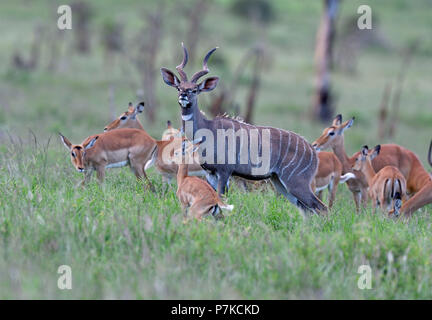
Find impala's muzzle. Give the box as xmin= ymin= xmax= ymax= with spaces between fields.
xmin=312 ymin=142 xmax=320 ymax=151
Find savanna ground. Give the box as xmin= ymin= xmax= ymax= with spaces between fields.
xmin=0 ymin=0 xmax=431 ymax=299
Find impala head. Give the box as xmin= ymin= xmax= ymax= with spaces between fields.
xmin=59 ymin=133 xmax=98 ymax=172
xmin=352 ymin=145 xmax=381 ymax=171
xmin=312 ymin=114 xmax=355 ymax=151
xmin=160 ymin=43 xmax=219 ymax=121
xmin=104 ymin=102 xmax=145 ymax=132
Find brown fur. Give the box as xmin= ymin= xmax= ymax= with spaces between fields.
xmin=60 ymin=128 xmax=156 ymax=189
xmin=353 ymin=146 xmax=407 ymax=213
xmin=176 ymin=162 xmax=233 ymax=221
xmin=313 ymin=151 xmax=354 ymax=208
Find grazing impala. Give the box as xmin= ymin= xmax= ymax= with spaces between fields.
xmin=313 ymin=114 xmax=432 ymax=216
xmin=313 ymin=151 xmax=355 ymax=208
xmin=175 ymin=142 xmax=234 ymax=221
xmin=59 ymin=128 xmax=156 ymax=189
xmin=104 ymin=102 xmax=145 ymax=132
xmin=312 ymin=114 xmax=368 ymax=212
xmin=161 ymin=44 xmax=327 ymax=215
xmin=353 ymin=145 xmax=407 ymax=214
xmin=161 ymin=120 xmax=181 ymax=141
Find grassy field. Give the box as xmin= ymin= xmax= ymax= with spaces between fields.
xmin=0 ymin=0 xmax=431 ymax=299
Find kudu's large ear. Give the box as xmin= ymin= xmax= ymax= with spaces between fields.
xmin=160 ymin=68 xmax=180 ymax=88
xmin=198 ymin=77 xmax=219 ymax=92
xmin=85 ymin=136 xmax=98 ymax=150
xmin=59 ymin=132 xmax=72 ymax=150
xmin=332 ymin=114 xmax=342 ymax=126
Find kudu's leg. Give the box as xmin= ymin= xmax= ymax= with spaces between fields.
xmin=216 ymin=172 xmax=231 ymax=196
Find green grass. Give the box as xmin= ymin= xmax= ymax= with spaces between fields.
xmin=0 ymin=0 xmax=431 ymax=299
xmin=1 ymin=144 xmax=431 ymax=299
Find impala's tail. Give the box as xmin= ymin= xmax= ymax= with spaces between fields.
xmin=144 ymin=145 xmax=158 ymax=170
xmin=339 ymin=173 xmax=356 ymax=184
xmin=393 ymin=192 xmax=402 ymax=217
xmin=218 ymin=201 xmax=234 ymax=211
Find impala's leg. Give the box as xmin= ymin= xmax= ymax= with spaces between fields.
xmin=95 ymin=165 xmax=105 ymax=183
xmin=80 ymin=168 xmax=94 ymax=187
xmin=401 ymin=182 xmax=432 ymax=217
xmin=352 ymin=192 xmax=361 ymax=213
xmin=328 ymin=177 xmax=339 ymax=209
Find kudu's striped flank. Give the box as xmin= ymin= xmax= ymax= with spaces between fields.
xmin=160 ymin=44 xmax=327 ymax=215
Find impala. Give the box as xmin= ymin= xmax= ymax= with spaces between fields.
xmin=104 ymin=102 xmax=204 ymax=183
xmin=145 ymin=136 xmax=206 ymax=184
xmin=353 ymin=145 xmax=406 ymax=214
xmin=313 ymin=114 xmax=432 ymax=216
xmin=161 ymin=44 xmax=327 ymax=215
xmin=59 ymin=128 xmax=156 ymax=189
xmin=313 ymin=151 xmax=355 ymax=208
xmin=175 ymin=142 xmax=234 ymax=221
xmin=104 ymin=102 xmax=145 ymax=131
xmin=161 ymin=120 xmax=181 ymax=140
xmin=312 ymin=114 xmax=368 ymax=212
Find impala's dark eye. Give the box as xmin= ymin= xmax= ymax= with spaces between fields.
xmin=71 ymin=152 xmax=76 ymax=158
xmin=329 ymin=132 xmax=335 ymax=136
xmin=120 ymin=116 xmax=127 ymax=120
xmin=192 ymin=89 xmax=197 ymax=94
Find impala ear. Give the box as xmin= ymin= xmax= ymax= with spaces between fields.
xmin=370 ymin=145 xmax=381 ymax=160
xmin=85 ymin=136 xmax=98 ymax=150
xmin=127 ymin=102 xmax=134 ymax=113
xmin=339 ymin=117 xmax=355 ymax=134
xmin=59 ymin=132 xmax=72 ymax=150
xmin=160 ymin=68 xmax=180 ymax=88
xmin=361 ymin=145 xmax=369 ymax=157
xmin=198 ymin=76 xmax=219 ymax=92
xmin=136 ymin=102 xmax=145 ymax=113
xmin=332 ymin=114 xmax=342 ymax=126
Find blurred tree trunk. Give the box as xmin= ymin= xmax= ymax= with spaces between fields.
xmin=244 ymin=46 xmax=264 ymax=124
xmin=312 ymin=0 xmax=339 ymax=122
xmin=135 ymin=5 xmax=164 ymax=123
xmin=71 ymin=2 xmax=92 ymax=54
xmin=186 ymin=0 xmax=210 ymax=65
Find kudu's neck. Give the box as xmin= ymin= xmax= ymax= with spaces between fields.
xmin=184 ymin=102 xmax=210 ymax=141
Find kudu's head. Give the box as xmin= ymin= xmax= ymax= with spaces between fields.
xmin=59 ymin=133 xmax=98 ymax=172
xmin=352 ymin=145 xmax=380 ymax=171
xmin=312 ymin=114 xmax=355 ymax=151
xmin=104 ymin=102 xmax=145 ymax=132
xmin=160 ymin=43 xmax=219 ymax=121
